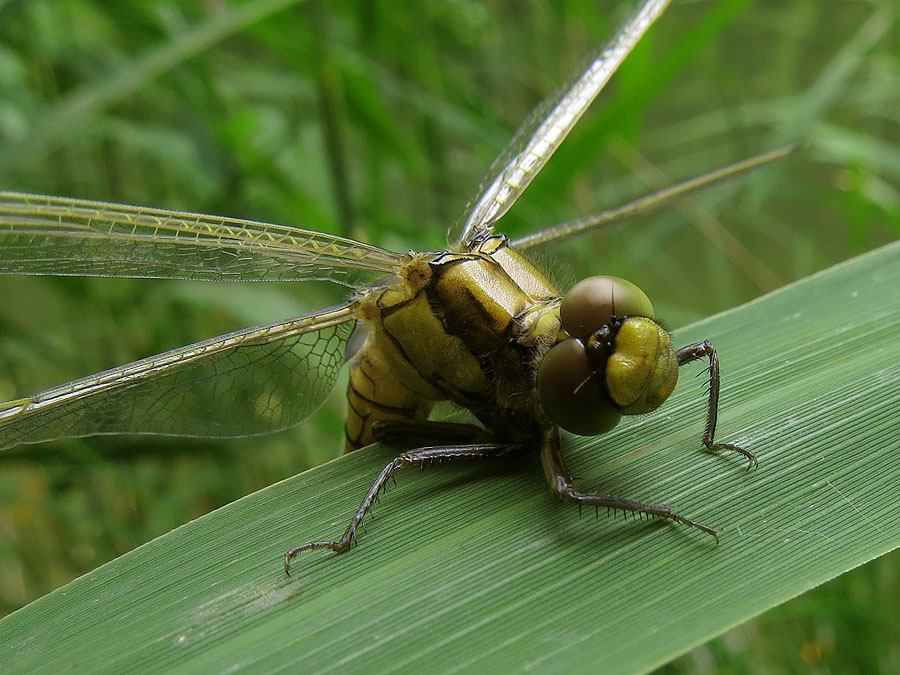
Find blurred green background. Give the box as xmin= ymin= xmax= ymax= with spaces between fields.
xmin=0 ymin=0 xmax=897 ymax=670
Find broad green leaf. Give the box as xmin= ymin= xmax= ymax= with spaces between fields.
xmin=1 ymin=240 xmax=897 ymax=673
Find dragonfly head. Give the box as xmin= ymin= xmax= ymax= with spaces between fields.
xmin=536 ymin=276 xmax=678 ymax=436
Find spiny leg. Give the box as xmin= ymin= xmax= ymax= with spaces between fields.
xmin=371 ymin=418 xmax=494 ymax=445
xmin=539 ymin=426 xmax=719 ymax=540
xmin=676 ymin=340 xmax=758 ymax=470
xmin=284 ymin=441 xmax=521 ymax=574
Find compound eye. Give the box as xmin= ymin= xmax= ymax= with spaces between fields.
xmin=560 ymin=276 xmax=654 ymax=338
xmin=537 ymin=338 xmax=621 ymax=436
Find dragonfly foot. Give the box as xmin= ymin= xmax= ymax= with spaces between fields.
xmin=284 ymin=540 xmax=350 ymax=576
xmin=666 ymin=511 xmax=720 ymax=543
xmin=705 ymin=441 xmax=758 ymax=471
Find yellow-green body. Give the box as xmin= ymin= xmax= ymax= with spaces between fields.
xmin=345 ymin=236 xmax=562 ymax=450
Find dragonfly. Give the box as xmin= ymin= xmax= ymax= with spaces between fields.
xmin=0 ymin=0 xmax=784 ymax=574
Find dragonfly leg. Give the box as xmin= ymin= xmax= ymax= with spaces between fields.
xmin=284 ymin=441 xmax=521 ymax=575
xmin=539 ymin=426 xmax=719 ymax=541
xmin=676 ymin=341 xmax=758 ymax=470
xmin=372 ymin=418 xmax=493 ymax=444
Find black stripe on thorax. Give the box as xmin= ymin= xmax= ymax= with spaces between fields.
xmin=371 ymin=285 xmax=465 ymax=393
xmin=427 ymin=255 xmax=522 ymax=349
xmin=347 ymin=379 xmax=419 ymax=415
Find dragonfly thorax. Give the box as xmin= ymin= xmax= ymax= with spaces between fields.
xmin=344 ymin=243 xmax=563 ymax=450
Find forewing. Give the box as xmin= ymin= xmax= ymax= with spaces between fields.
xmin=509 ymin=147 xmax=799 ymax=250
xmin=454 ymin=0 xmax=671 ymax=250
xmin=0 ymin=192 xmax=406 ymax=287
xmin=0 ymin=302 xmax=358 ymax=450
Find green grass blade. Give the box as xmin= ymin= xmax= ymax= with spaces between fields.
xmin=0 ymin=0 xmax=309 ymax=179
xmin=2 ymin=240 xmax=898 ymax=673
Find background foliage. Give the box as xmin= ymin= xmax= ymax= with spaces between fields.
xmin=0 ymin=0 xmax=897 ymax=671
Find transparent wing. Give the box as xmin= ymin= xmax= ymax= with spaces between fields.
xmin=509 ymin=147 xmax=799 ymax=250
xmin=0 ymin=302 xmax=358 ymax=450
xmin=454 ymin=0 xmax=671 ymax=250
xmin=0 ymin=192 xmax=406 ymax=288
